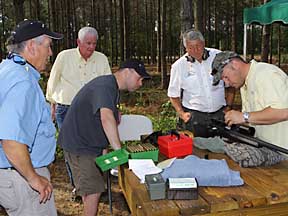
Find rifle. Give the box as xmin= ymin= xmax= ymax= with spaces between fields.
xmin=209 ymin=119 xmax=288 ymax=155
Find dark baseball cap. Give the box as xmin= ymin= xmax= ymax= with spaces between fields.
xmin=120 ymin=59 xmax=151 ymax=79
xmin=211 ymin=51 xmax=239 ymax=85
xmin=11 ymin=19 xmax=63 ymax=43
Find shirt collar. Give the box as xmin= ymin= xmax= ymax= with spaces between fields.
xmin=244 ymin=59 xmax=256 ymax=87
xmin=25 ymin=63 xmax=41 ymax=81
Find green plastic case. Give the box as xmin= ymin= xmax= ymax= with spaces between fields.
xmin=95 ymin=149 xmax=129 ymax=172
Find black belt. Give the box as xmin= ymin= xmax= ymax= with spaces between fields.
xmin=183 ymin=106 xmax=225 ymax=115
xmin=57 ymin=103 xmax=70 ymax=107
xmin=0 ymin=167 xmax=16 ymax=170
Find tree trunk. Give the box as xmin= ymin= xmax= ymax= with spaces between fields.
xmin=157 ymin=0 xmax=161 ymax=73
xmin=231 ymin=0 xmax=237 ymax=52
xmin=114 ymin=0 xmax=119 ymax=65
xmin=269 ymin=25 xmax=273 ymax=64
xmin=207 ymin=0 xmax=212 ymax=46
xmin=150 ymin=0 xmax=156 ymax=64
xmin=277 ymin=24 xmax=281 ymax=67
xmin=0 ymin=0 xmax=5 ymax=60
xmin=261 ymin=0 xmax=270 ymax=62
xmin=214 ymin=0 xmax=218 ymax=48
xmin=261 ymin=24 xmax=270 ymax=62
xmin=144 ymin=0 xmax=150 ymax=63
xmin=194 ymin=0 xmax=203 ymax=33
xmin=119 ymin=0 xmax=124 ymax=62
xmin=13 ymin=0 xmax=25 ymax=23
xmin=124 ymin=0 xmax=130 ymax=59
xmin=161 ymin=0 xmax=168 ymax=89
xmin=180 ymin=0 xmax=193 ymax=54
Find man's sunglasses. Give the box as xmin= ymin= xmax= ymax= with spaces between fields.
xmin=7 ymin=53 xmax=26 ymax=65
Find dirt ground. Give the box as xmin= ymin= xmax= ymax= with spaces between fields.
xmin=0 ymin=157 xmax=130 ymax=216
xmin=52 ymin=158 xmax=130 ymax=216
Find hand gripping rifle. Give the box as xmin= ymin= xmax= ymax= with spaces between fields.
xmin=209 ymin=119 xmax=288 ymax=155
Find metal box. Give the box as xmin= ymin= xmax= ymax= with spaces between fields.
xmin=145 ymin=173 xmax=166 ymax=200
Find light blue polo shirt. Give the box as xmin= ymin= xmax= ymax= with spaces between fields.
xmin=0 ymin=58 xmax=56 ymax=168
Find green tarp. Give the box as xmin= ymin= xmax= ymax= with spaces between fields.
xmin=243 ymin=0 xmax=288 ymax=25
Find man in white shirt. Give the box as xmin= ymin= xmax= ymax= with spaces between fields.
xmin=168 ymin=30 xmax=235 ymax=137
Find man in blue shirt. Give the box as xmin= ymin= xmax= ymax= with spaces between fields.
xmin=0 ymin=20 xmax=62 ymax=215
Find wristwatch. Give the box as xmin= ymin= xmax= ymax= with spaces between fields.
xmin=243 ymin=112 xmax=250 ymax=123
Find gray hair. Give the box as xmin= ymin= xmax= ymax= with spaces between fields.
xmin=78 ymin=27 xmax=98 ymax=41
xmin=6 ymin=34 xmax=46 ymax=53
xmin=182 ymin=30 xmax=204 ymax=48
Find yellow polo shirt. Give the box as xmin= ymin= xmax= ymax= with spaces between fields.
xmin=46 ymin=48 xmax=111 ymax=105
xmin=241 ymin=60 xmax=288 ymax=149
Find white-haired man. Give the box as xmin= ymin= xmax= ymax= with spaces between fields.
xmin=46 ymin=26 xmax=111 ymax=129
xmin=0 ymin=19 xmax=63 ymax=215
xmin=46 ymin=27 xmax=111 ymax=195
xmin=168 ymin=29 xmax=235 ymax=137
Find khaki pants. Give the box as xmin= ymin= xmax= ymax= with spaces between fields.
xmin=0 ymin=167 xmax=57 ymax=216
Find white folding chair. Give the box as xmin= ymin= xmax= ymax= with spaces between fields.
xmin=118 ymin=114 xmax=153 ymax=141
xmin=107 ymin=114 xmax=153 ymax=214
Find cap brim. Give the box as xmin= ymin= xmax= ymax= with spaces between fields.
xmin=141 ymin=71 xmax=151 ymax=79
xmin=46 ymin=31 xmax=63 ymax=40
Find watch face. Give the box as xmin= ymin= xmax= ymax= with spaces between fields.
xmin=243 ymin=112 xmax=249 ymax=122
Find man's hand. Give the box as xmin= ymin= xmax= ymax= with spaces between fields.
xmin=225 ymin=110 xmax=244 ymax=126
xmin=179 ymin=111 xmax=192 ymax=123
xmin=2 ymin=140 xmax=53 ymax=204
xmin=28 ymin=174 xmax=53 ymax=203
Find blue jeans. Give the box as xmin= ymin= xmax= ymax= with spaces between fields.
xmin=55 ymin=104 xmax=75 ymax=187
xmin=55 ymin=104 xmax=69 ymax=129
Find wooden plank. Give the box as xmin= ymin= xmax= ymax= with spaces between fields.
xmin=199 ymin=183 xmax=267 ymax=213
xmin=173 ymin=197 xmax=210 ymax=215
xmin=198 ymin=202 xmax=288 ymax=216
xmin=135 ymin=186 xmax=179 ymax=216
xmin=123 ymin=168 xmax=143 ymax=215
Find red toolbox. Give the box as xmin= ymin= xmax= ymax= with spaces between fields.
xmin=157 ymin=131 xmax=193 ymax=158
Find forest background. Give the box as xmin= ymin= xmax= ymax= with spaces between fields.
xmin=0 ymin=0 xmax=288 ymax=215
xmin=1 ymin=0 xmax=288 ymax=89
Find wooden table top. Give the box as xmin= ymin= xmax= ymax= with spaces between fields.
xmin=118 ymin=147 xmax=288 ymax=216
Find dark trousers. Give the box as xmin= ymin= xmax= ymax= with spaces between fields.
xmin=177 ymin=106 xmax=225 ymax=138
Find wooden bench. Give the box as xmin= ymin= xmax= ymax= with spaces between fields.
xmin=118 ymin=148 xmax=288 ymax=215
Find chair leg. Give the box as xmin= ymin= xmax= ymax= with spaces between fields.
xmin=107 ymin=170 xmax=113 ymax=215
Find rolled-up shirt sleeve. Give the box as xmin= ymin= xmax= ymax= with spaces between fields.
xmin=168 ymin=64 xmax=182 ymax=98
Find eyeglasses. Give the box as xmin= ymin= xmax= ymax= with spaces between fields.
xmin=7 ymin=53 xmax=26 ymax=65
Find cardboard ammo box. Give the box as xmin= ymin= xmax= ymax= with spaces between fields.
xmin=95 ymin=149 xmax=129 ymax=172
xmin=145 ymin=173 xmax=166 ymax=200
xmin=158 ymin=131 xmax=193 ymax=158
xmin=125 ymin=143 xmax=159 ymax=162
xmin=167 ymin=178 xmax=198 ymax=200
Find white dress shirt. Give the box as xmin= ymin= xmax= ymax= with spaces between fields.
xmin=168 ymin=48 xmax=226 ymax=113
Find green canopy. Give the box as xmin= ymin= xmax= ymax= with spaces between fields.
xmin=243 ymin=0 xmax=288 ymax=25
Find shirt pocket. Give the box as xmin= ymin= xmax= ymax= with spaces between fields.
xmin=183 ymin=73 xmax=201 ymax=95
xmin=39 ymin=103 xmax=56 ymax=138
